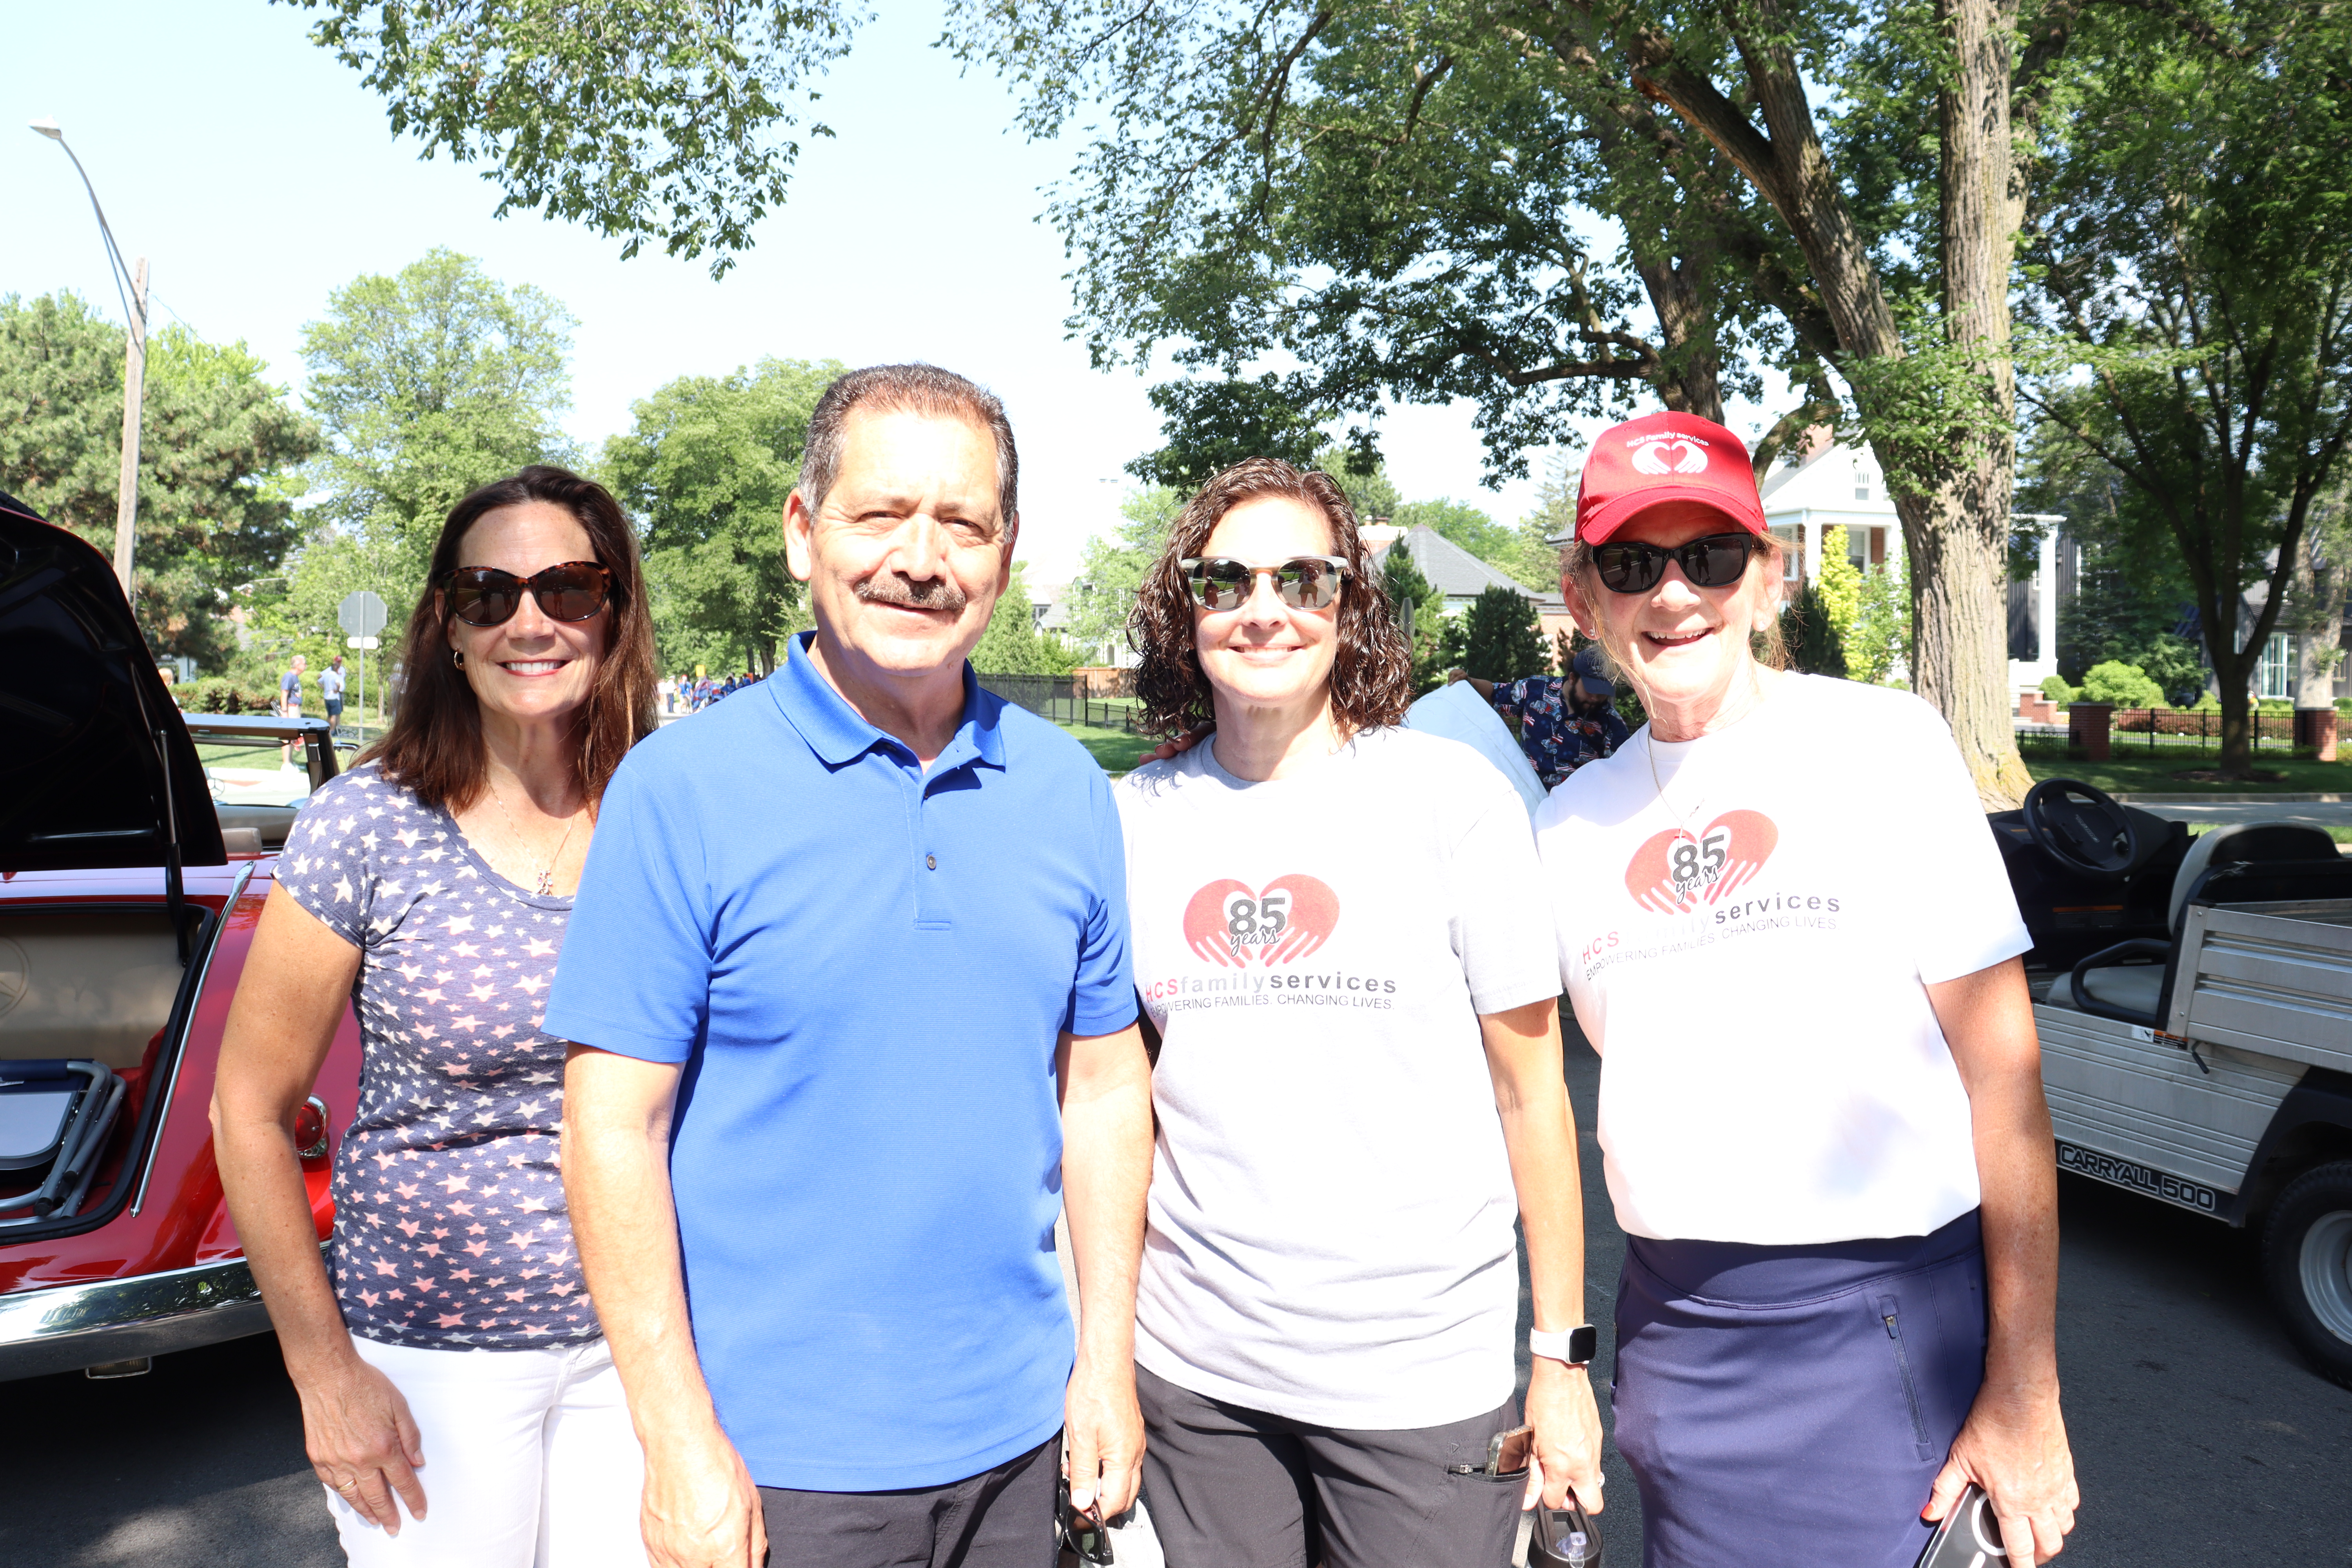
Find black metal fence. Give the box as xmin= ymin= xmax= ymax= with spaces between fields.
xmin=976 ymin=673 xmax=1147 ymax=733
xmin=2017 ymin=707 xmax=2300 ymax=753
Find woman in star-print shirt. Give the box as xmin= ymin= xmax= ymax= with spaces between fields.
xmin=215 ymin=466 xmax=660 ymax=1566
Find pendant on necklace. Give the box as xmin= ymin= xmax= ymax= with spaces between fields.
xmin=535 ymin=870 xmax=554 ymax=897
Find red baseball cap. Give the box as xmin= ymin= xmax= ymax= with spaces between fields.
xmin=1575 ymin=411 xmax=1766 ymax=543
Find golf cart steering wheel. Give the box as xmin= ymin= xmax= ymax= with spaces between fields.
xmin=2022 ymin=777 xmax=2140 ymax=881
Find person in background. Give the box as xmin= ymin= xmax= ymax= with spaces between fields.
xmin=552 ymin=363 xmax=1152 ymax=1568
xmin=279 ymin=652 xmax=309 ymax=765
xmin=1534 ymin=410 xmax=2076 ymax=1565
xmin=1116 ymin=457 xmax=1604 ymax=1568
xmin=1446 ymin=646 xmax=1629 ymax=790
xmin=322 ymin=653 xmax=348 ymax=735
xmin=213 ymin=466 xmax=663 ymax=1566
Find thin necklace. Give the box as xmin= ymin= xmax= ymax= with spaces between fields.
xmin=1644 ymin=730 xmax=1708 ymax=844
xmin=486 ymin=782 xmax=579 ymax=896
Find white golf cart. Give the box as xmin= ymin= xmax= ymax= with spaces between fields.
xmin=1991 ymin=780 xmax=2352 ymax=1385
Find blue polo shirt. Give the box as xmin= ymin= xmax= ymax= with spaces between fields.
xmin=545 ymin=634 xmax=1135 ymax=1490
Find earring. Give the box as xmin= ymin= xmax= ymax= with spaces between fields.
xmin=451 ymin=649 xmax=466 ymax=670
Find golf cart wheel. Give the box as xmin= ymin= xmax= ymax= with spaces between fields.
xmin=2261 ymin=1161 xmax=2352 ymax=1388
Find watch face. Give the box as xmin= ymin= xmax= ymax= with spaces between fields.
xmin=1569 ymin=1325 xmax=1599 ymax=1365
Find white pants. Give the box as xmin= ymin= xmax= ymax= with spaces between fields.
xmin=327 ymin=1335 xmax=650 ymax=1568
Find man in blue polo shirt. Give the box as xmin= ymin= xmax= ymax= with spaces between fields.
xmin=551 ymin=364 xmax=1152 ymax=1568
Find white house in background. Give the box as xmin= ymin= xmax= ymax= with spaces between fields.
xmin=1759 ymin=435 xmax=2063 ymax=697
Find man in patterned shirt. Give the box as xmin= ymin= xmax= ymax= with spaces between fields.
xmin=1449 ymin=645 xmax=1631 ymax=790
xmin=553 ymin=364 xmax=1154 ymax=1568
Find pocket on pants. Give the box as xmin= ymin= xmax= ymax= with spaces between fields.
xmin=1875 ymin=1292 xmax=1936 ymax=1463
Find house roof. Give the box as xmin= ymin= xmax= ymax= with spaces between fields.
xmin=1391 ymin=524 xmax=1565 ymax=609
xmin=1759 ymin=438 xmax=1898 ymax=520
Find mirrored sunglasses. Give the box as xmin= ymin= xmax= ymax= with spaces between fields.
xmin=1180 ymin=555 xmax=1350 ymax=612
xmin=1592 ymin=533 xmax=1757 ymax=595
xmin=443 ymin=561 xmax=615 ymax=626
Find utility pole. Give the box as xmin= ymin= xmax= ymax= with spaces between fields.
xmin=31 ymin=118 xmax=148 ymax=600
xmin=113 ymin=257 xmax=148 ymax=594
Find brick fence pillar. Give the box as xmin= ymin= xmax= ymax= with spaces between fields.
xmin=2295 ymin=706 xmax=2340 ymax=762
xmin=2069 ymin=703 xmax=2114 ymax=762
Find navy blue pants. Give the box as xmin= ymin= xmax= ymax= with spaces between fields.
xmin=1611 ymin=1210 xmax=1986 ymax=1568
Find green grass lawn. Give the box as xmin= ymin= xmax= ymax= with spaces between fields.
xmin=1055 ymin=720 xmax=1160 ymax=775
xmin=2018 ymin=740 xmax=2351 ymax=796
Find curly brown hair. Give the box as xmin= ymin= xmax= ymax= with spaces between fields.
xmin=1131 ymin=458 xmax=1413 ymax=739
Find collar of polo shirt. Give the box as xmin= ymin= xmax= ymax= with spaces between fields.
xmin=773 ymin=630 xmax=1007 ymax=774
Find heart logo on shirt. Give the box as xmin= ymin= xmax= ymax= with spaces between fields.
xmin=1181 ymin=875 xmax=1341 ymax=967
xmin=1623 ymin=810 xmax=1778 ymax=915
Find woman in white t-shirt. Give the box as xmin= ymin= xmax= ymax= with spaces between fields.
xmin=1116 ymin=458 xmax=1603 ymax=1568
xmin=1533 ymin=412 xmax=2078 ymax=1566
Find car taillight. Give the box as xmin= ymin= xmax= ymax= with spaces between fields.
xmin=294 ymin=1096 xmax=330 ymax=1161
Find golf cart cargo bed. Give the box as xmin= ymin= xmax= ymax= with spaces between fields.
xmin=2164 ymin=899 xmax=2352 ymax=1074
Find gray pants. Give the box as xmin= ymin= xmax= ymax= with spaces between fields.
xmin=759 ymin=1432 xmax=1058 ymax=1568
xmin=1136 ymin=1365 xmax=1523 ymax=1568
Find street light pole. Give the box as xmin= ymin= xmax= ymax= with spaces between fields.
xmin=31 ymin=118 xmax=148 ymax=599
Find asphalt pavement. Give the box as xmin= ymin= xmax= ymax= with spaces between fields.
xmin=5 ymin=1030 xmax=2349 ymax=1566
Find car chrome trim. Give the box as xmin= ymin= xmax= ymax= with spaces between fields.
xmin=132 ymin=858 xmax=255 ymax=1216
xmin=0 ymin=1255 xmax=270 ymax=1383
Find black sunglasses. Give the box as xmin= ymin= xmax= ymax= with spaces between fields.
xmin=1180 ymin=555 xmax=1350 ymax=612
xmin=1592 ymin=533 xmax=1758 ymax=594
xmin=1056 ymin=1475 xmax=1114 ymax=1564
xmin=442 ymin=561 xmax=615 ymax=627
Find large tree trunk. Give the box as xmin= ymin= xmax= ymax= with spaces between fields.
xmin=1918 ymin=0 xmax=2035 ymax=807
xmin=1639 ymin=3 xmax=2033 ymax=804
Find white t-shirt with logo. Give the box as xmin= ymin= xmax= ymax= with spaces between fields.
xmin=1116 ymin=726 xmax=1562 ymax=1429
xmin=1533 ymin=675 xmax=2029 ymax=1246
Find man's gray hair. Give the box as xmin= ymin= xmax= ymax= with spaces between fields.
xmin=799 ymin=363 xmax=1019 ymax=528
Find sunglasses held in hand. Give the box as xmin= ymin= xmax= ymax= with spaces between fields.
xmin=442 ymin=561 xmax=615 ymax=627
xmin=1181 ymin=555 xmax=1350 ymax=612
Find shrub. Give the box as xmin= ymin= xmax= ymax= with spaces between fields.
xmin=2039 ymin=674 xmax=2077 ymax=704
xmin=2080 ymin=661 xmax=2166 ymax=707
xmin=1779 ymin=583 xmax=1846 ymax=677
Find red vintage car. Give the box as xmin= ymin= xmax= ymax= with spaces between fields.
xmin=0 ymin=499 xmax=362 ymax=1380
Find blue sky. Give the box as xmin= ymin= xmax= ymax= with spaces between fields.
xmin=1 ymin=2 xmax=1721 ymax=578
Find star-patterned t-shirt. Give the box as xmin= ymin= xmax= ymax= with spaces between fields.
xmin=278 ymin=763 xmax=597 ymax=1351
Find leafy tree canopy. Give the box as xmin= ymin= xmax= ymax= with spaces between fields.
xmin=1380 ymin=536 xmax=1448 ymax=692
xmin=601 ymin=356 xmax=841 ymax=675
xmin=281 ymin=0 xmax=866 ymax=276
xmin=0 ymin=291 xmax=319 ymax=666
xmin=2016 ymin=0 xmax=2352 ymax=768
xmin=301 ymin=248 xmax=577 ymax=612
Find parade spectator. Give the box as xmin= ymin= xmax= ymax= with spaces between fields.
xmin=1446 ymin=646 xmax=1629 ymax=790
xmin=1534 ymin=410 xmax=2076 ymax=1566
xmin=214 ymin=466 xmax=662 ymax=1566
xmin=1115 ymin=458 xmax=1604 ymax=1567
xmin=279 ymin=653 xmax=308 ymax=764
xmin=321 ymin=653 xmax=348 ymax=735
xmin=552 ymin=364 xmax=1152 ymax=1568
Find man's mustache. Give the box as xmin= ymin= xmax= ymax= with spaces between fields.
xmin=852 ymin=573 xmax=970 ymax=615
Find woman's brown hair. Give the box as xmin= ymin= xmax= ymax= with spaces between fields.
xmin=361 ymin=466 xmax=660 ymax=812
xmin=1131 ymin=458 xmax=1412 ymax=739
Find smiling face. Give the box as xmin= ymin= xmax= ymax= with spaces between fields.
xmin=442 ymin=500 xmax=606 ymax=730
xmin=785 ymin=407 xmax=1011 ymax=681
xmin=1191 ymin=494 xmax=1343 ymax=720
xmin=1566 ymin=500 xmax=1780 ymax=726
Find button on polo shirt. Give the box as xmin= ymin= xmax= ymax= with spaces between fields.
xmin=546 ymin=634 xmax=1135 ymax=1491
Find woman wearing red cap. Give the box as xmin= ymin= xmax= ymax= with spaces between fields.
xmin=1532 ymin=413 xmax=2077 ymax=1565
